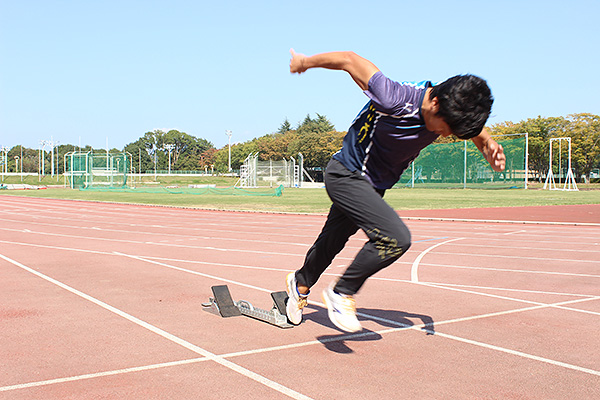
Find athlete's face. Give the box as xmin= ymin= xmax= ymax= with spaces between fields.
xmin=424 ymin=95 xmax=453 ymax=137
xmin=426 ymin=114 xmax=453 ymax=137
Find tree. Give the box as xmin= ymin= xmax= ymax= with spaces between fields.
xmin=124 ymin=137 xmax=156 ymax=173
xmin=254 ymin=131 xmax=298 ymax=161
xmin=198 ymin=147 xmax=218 ymax=171
xmin=489 ymin=116 xmax=566 ymax=180
xmin=566 ymin=113 xmax=600 ymax=180
xmin=213 ymin=141 xmax=259 ymax=172
xmin=163 ymin=130 xmax=214 ymax=171
xmin=295 ymin=113 xmax=335 ymax=136
xmin=277 ymin=118 xmax=292 ymax=134
xmin=123 ymin=129 xmax=215 ymax=172
xmin=288 ymin=130 xmax=345 ymax=169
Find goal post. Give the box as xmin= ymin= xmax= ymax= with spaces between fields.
xmin=543 ymin=137 xmax=578 ymax=191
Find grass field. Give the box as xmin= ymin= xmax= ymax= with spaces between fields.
xmin=1 ymin=174 xmax=598 ymax=214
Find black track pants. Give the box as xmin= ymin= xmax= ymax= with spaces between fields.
xmin=295 ymin=159 xmax=411 ymax=295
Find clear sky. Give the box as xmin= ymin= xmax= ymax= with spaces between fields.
xmin=1 ymin=0 xmax=598 ymax=151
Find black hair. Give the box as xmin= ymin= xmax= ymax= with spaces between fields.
xmin=429 ymin=74 xmax=493 ymax=140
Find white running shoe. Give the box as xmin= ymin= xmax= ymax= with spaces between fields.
xmin=285 ymin=272 xmax=308 ymax=325
xmin=322 ymin=282 xmax=362 ymax=333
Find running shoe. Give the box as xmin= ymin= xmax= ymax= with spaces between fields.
xmin=285 ymin=272 xmax=308 ymax=325
xmin=322 ymin=282 xmax=362 ymax=333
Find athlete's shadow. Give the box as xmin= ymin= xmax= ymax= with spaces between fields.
xmin=304 ymin=305 xmax=434 ymax=354
xmin=359 ymin=308 xmax=435 ymax=335
xmin=302 ymin=305 xmax=381 ymax=353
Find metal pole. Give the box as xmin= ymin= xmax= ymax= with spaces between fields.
xmin=39 ymin=140 xmax=46 ymax=177
xmin=463 ymin=140 xmax=467 ymax=189
xmin=0 ymin=146 xmax=8 ymax=182
xmin=524 ymin=133 xmax=529 ymax=189
xmin=54 ymin=140 xmax=60 ymax=182
xmin=225 ymin=130 xmax=232 ymax=172
xmin=164 ymin=144 xmax=175 ymax=174
xmin=558 ymin=140 xmax=562 ymax=185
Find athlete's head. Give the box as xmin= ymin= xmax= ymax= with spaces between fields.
xmin=429 ymin=74 xmax=493 ymax=140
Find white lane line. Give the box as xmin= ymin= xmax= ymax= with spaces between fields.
xmin=0 ymin=357 xmax=209 ymax=392
xmin=4 ymin=294 xmax=599 ymax=393
xmin=115 ymin=252 xmax=276 ymax=294
xmin=0 ymin=253 xmax=313 ymax=400
xmin=2 ymin=238 xmax=598 ymax=287
xmin=115 ymin=251 xmax=600 ymax=317
xmin=429 ymin=330 xmax=600 ymax=375
xmin=122 ymin=253 xmax=600 ymax=376
xmin=226 ymin=299 xmax=600 ymax=377
xmin=433 ymin=250 xmax=600 ymax=264
xmin=417 ymin=262 xmax=600 ymax=278
xmin=401 ymin=216 xmax=600 ymax=227
xmin=503 ymin=230 xmax=527 ymax=235
xmin=403 ymin=281 xmax=595 ymax=298
xmin=2 ymin=249 xmax=599 ymax=393
xmin=411 ymin=238 xmax=464 ymax=282
xmin=0 ymin=227 xmax=309 ymax=258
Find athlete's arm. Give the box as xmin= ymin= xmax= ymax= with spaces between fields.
xmin=289 ymin=49 xmax=380 ymax=90
xmin=471 ymin=128 xmax=506 ymax=172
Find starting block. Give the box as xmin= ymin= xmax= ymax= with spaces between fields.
xmin=202 ymin=285 xmax=294 ymax=329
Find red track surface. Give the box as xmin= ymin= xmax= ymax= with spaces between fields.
xmin=1 ymin=196 xmax=599 ymax=399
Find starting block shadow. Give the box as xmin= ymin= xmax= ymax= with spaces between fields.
xmin=202 ymin=285 xmax=294 ymax=329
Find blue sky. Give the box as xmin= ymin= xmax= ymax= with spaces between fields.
xmin=1 ymin=0 xmax=598 ymax=151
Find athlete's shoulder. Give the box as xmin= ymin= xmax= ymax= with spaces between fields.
xmin=366 ymin=73 xmax=432 ymax=115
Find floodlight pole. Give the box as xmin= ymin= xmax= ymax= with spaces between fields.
xmin=50 ymin=138 xmax=60 ymax=180
xmin=50 ymin=137 xmax=55 ymax=177
xmin=0 ymin=146 xmax=8 ymax=181
xmin=164 ymin=144 xmax=175 ymax=174
xmin=39 ymin=140 xmax=48 ymax=178
xmin=225 ymin=130 xmax=232 ymax=172
xmin=14 ymin=156 xmax=19 ymax=174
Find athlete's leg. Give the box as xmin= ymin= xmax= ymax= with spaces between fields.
xmin=324 ymin=160 xmax=412 ymax=295
xmin=295 ymin=203 xmax=359 ymax=290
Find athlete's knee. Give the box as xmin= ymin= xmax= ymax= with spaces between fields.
xmin=393 ymin=226 xmax=412 ymax=256
xmin=368 ymin=226 xmax=411 ymax=260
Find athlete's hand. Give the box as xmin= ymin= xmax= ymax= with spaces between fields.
xmin=484 ymin=139 xmax=506 ymax=172
xmin=289 ymin=48 xmax=308 ymax=74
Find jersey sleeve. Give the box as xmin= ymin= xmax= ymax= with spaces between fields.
xmin=363 ymin=71 xmax=416 ymax=116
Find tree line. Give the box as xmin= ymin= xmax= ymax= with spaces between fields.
xmin=2 ymin=113 xmax=599 ymax=181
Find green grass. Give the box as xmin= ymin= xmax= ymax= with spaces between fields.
xmin=1 ymin=179 xmax=598 ymax=214
xmin=0 ymin=174 xmax=240 ymax=187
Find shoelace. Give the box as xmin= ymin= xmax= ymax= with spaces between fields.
xmin=338 ymin=294 xmax=356 ymax=313
xmin=297 ymin=297 xmax=308 ymax=309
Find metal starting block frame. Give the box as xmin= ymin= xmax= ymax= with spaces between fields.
xmin=202 ymin=285 xmax=294 ymax=329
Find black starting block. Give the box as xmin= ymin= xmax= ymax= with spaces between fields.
xmin=202 ymin=285 xmax=294 ymax=329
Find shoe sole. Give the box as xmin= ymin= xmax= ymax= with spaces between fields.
xmin=322 ymin=290 xmax=362 ymax=333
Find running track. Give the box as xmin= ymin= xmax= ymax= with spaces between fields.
xmin=1 ymin=196 xmax=599 ymax=399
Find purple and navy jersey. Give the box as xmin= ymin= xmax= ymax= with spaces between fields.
xmin=333 ymin=71 xmax=438 ymax=189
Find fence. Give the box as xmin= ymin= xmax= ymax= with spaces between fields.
xmin=397 ymin=134 xmax=528 ymax=189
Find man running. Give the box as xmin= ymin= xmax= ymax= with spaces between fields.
xmin=286 ymin=49 xmax=505 ymax=333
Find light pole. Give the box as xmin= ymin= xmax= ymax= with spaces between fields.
xmin=225 ymin=130 xmax=232 ymax=172
xmin=38 ymin=140 xmax=50 ymax=180
xmin=50 ymin=137 xmax=55 ymax=177
xmin=0 ymin=146 xmax=8 ymax=181
xmin=50 ymin=137 xmax=59 ymax=179
xmin=164 ymin=144 xmax=175 ymax=174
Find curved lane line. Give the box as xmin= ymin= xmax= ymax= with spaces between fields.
xmin=411 ymin=237 xmax=465 ymax=283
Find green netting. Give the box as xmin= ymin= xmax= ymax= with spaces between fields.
xmin=80 ymin=184 xmax=284 ymax=197
xmin=396 ymin=136 xmax=527 ymax=189
xmin=66 ymin=151 xmax=130 ymax=188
